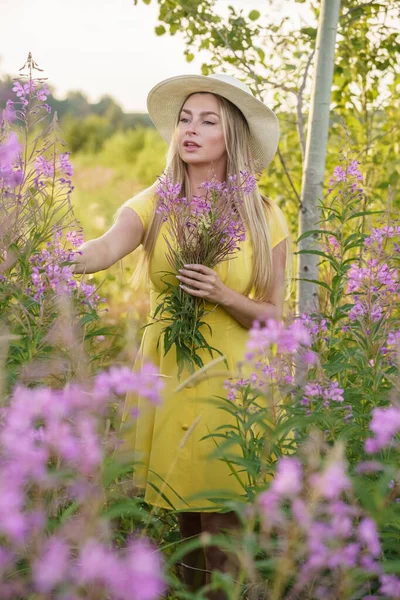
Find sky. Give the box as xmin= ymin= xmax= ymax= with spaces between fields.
xmin=0 ymin=0 xmax=311 ymax=113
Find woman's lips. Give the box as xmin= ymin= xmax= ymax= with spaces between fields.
xmin=183 ymin=141 xmax=201 ymax=151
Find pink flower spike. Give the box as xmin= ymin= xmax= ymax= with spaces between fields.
xmin=272 ymin=457 xmax=303 ymax=497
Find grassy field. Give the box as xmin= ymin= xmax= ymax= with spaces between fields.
xmin=70 ymin=153 xmax=159 ymax=367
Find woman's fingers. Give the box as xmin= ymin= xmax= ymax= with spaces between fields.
xmin=182 ymin=264 xmax=214 ymax=275
xmin=176 ymin=274 xmax=209 ymax=290
xmin=179 ymin=284 xmax=205 ymax=297
xmin=178 ymin=268 xmax=210 ymax=283
xmin=177 ymin=264 xmax=221 ymax=301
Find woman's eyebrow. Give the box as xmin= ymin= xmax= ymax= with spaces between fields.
xmin=180 ymin=109 xmax=220 ymax=118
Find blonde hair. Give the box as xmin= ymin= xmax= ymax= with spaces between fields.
xmin=133 ymin=93 xmax=293 ymax=303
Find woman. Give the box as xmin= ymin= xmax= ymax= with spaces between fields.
xmin=73 ymin=73 xmax=292 ymax=593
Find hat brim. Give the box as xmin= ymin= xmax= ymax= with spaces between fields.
xmin=147 ymin=74 xmax=279 ymax=171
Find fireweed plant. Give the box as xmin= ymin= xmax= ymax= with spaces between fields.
xmin=0 ymin=364 xmax=166 ymax=598
xmin=292 ymin=157 xmax=400 ymax=466
xmin=151 ymin=172 xmax=256 ymax=377
xmin=0 ymin=57 xmax=174 ymax=599
xmin=214 ymin=156 xmax=399 ymax=484
xmin=174 ymin=156 xmax=399 ymax=598
xmin=167 ymin=321 xmax=400 ymax=599
xmin=0 ymin=54 xmax=109 ymax=389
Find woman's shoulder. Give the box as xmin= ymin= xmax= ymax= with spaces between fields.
xmin=116 ymin=182 xmax=158 ymax=229
xmin=122 ymin=182 xmax=158 ymax=210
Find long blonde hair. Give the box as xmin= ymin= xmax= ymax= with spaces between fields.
xmin=133 ymin=93 xmax=293 ymax=302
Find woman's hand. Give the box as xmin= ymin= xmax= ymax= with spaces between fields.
xmin=176 ymin=264 xmax=228 ymax=305
xmin=176 ymin=240 xmax=287 ymax=328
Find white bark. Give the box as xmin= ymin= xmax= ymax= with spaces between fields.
xmin=296 ymin=0 xmax=341 ymax=316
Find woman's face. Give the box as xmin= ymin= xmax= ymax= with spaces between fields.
xmin=177 ymin=93 xmax=227 ymax=169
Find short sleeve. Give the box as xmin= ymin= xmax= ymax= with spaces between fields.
xmin=118 ymin=183 xmax=157 ymax=232
xmin=265 ymin=199 xmax=290 ymax=248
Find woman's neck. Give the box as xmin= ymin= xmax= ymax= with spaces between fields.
xmin=186 ymin=162 xmax=227 ymax=198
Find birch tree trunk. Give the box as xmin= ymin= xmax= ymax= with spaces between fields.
xmin=296 ymin=0 xmax=341 ymax=316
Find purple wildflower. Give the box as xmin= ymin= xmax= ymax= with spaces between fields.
xmin=191 ymin=195 xmax=211 ymax=215
xmin=0 ymin=132 xmax=21 ymax=168
xmin=358 ymin=518 xmax=381 ymax=557
xmin=36 ymin=83 xmax=50 ymax=102
xmin=247 ymin=318 xmax=311 ymax=356
xmin=35 ymin=155 xmax=54 ymax=178
xmin=332 ymin=166 xmax=347 ymax=182
xmin=76 ymin=538 xmax=165 ymax=600
xmin=1 ymin=100 xmax=17 ymax=124
xmin=380 ymin=574 xmax=400 ymax=598
xmin=59 ymin=152 xmax=73 ymax=177
xmin=28 ymin=231 xmax=103 ymax=310
xmin=12 ymin=82 xmax=25 ymax=98
xmin=33 ymin=536 xmax=70 ymax=592
xmin=75 ymin=539 xmax=117 ymax=586
xmin=310 ymin=459 xmax=351 ymax=500
xmin=364 ymin=406 xmax=400 ymax=453
xmin=272 ymin=457 xmax=303 ymax=497
xmin=93 ymin=363 xmax=163 ymax=405
xmin=125 ymin=538 xmax=166 ymax=600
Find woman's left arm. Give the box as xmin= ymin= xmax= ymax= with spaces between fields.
xmin=176 ymin=239 xmax=287 ymax=329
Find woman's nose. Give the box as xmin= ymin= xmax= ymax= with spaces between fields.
xmin=185 ymin=121 xmax=198 ymax=135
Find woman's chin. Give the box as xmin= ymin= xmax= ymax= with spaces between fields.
xmin=180 ymin=154 xmax=205 ymax=166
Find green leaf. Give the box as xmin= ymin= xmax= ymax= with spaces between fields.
xmin=297 ymin=229 xmax=339 ymax=242
xmin=249 ymin=10 xmax=260 ymax=21
xmin=299 ymin=278 xmax=332 ymax=292
xmin=79 ymin=313 xmax=99 ymax=327
xmin=58 ymin=501 xmax=79 ymax=524
xmin=295 ymin=248 xmax=335 ymax=260
xmin=103 ymin=500 xmax=145 ymax=520
xmin=185 ymin=53 xmax=195 ymax=63
xmin=155 ymin=24 xmax=166 ymax=36
xmin=255 ymin=47 xmax=265 ymax=62
xmin=346 ymin=210 xmax=384 ymax=220
xmin=300 ymin=26 xmax=317 ymax=38
xmin=84 ymin=327 xmax=116 ymax=339
xmin=102 ymin=458 xmax=133 ymax=487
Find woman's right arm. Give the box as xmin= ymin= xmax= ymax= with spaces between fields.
xmin=72 ymin=207 xmax=144 ymax=274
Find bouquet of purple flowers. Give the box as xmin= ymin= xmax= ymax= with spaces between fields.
xmin=151 ymin=171 xmax=256 ymax=377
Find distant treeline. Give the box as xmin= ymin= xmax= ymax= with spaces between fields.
xmin=0 ymin=75 xmax=154 ymax=154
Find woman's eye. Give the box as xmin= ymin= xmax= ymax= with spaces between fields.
xmin=204 ymin=121 xmax=215 ymax=125
xmin=179 ymin=117 xmax=189 ymax=123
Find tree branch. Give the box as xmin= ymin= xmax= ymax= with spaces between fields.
xmin=277 ymin=148 xmax=301 ymax=206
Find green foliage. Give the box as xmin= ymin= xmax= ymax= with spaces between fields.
xmin=248 ymin=10 xmax=260 ymax=21
xmin=0 ymin=62 xmax=119 ymax=390
xmin=62 ymin=113 xmax=113 ymax=154
xmin=66 ymin=127 xmax=167 ymax=368
xmin=70 ymin=127 xmax=167 ymax=236
xmin=137 ymin=0 xmax=400 ymax=217
xmin=291 ymin=171 xmax=398 ymax=469
xmin=155 ymin=24 xmax=166 ymax=35
xmin=149 ymin=274 xmax=226 ymax=379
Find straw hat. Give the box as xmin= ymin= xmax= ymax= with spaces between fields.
xmin=147 ymin=73 xmax=279 ymax=170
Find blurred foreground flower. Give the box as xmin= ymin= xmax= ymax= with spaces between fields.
xmin=0 ymin=364 xmax=164 ymax=597
xmin=255 ymin=445 xmax=384 ymax=599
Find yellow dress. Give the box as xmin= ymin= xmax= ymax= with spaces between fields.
xmin=120 ymin=185 xmax=289 ymax=511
